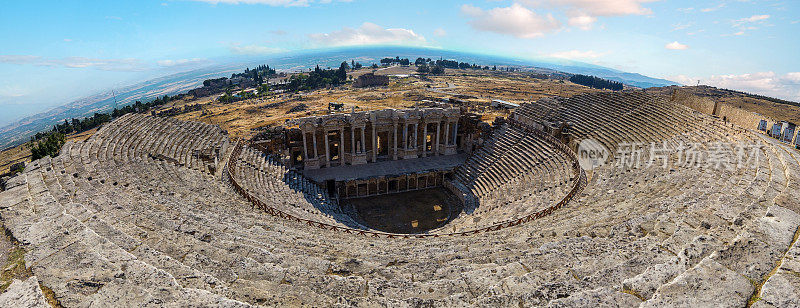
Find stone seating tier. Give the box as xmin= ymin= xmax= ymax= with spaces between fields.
xmin=2 ymin=93 xmax=800 ymax=306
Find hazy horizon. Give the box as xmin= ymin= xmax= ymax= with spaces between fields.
xmin=0 ymin=45 xmax=675 ymax=128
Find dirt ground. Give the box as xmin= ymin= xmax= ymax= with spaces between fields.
xmin=346 ymin=188 xmax=459 ymax=234
xmin=168 ymin=67 xmax=602 ymax=141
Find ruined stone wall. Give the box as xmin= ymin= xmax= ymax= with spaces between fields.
xmin=717 ymin=104 xmax=777 ymax=132
xmin=673 ymin=90 xmax=715 ymax=115
xmin=672 ymin=89 xmax=777 ymax=132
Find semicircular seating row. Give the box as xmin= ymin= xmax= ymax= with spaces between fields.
xmin=2 ymin=94 xmax=800 ymax=306
xmin=230 ymin=145 xmax=367 ymax=229
xmin=444 ymin=123 xmax=577 ymax=233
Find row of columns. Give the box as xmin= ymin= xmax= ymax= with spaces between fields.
xmin=302 ymin=118 xmax=459 ymax=168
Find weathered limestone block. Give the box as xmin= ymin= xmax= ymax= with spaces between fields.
xmin=621 ymin=256 xmax=685 ymax=300
xmin=642 ymin=258 xmax=753 ymax=307
xmin=0 ymin=276 xmax=48 ymax=308
xmin=29 ymin=241 xmax=123 ymax=307
xmin=677 ymin=234 xmax=722 ymax=267
xmin=711 ymin=205 xmax=800 ymax=281
xmin=754 ymin=271 xmax=800 ymax=308
xmin=3 ymin=174 xmax=27 ymax=190
xmin=0 ymin=184 xmax=28 ymax=209
xmin=659 ymin=223 xmax=701 ymax=255
xmin=546 ymin=287 xmax=640 ymax=307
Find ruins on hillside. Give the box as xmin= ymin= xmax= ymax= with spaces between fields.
xmin=353 ymin=72 xmax=389 ymax=87
xmin=278 ymin=107 xmax=481 ymax=199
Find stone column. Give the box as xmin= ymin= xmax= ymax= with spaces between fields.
xmin=392 ymin=122 xmax=398 ymax=160
xmin=435 ymin=121 xmax=441 ymax=155
xmin=444 ymin=122 xmax=450 ymax=146
xmin=453 ymin=120 xmax=459 ymax=146
xmin=324 ymin=131 xmax=330 ymax=168
xmin=302 ymin=131 xmax=308 ymax=160
xmin=312 ymin=131 xmax=318 ymax=158
xmin=350 ymin=127 xmax=356 ymax=157
xmin=360 ymin=127 xmax=366 ymax=154
xmin=413 ymin=123 xmax=418 ymax=150
xmin=350 ymin=126 xmax=356 ymax=156
xmin=372 ymin=124 xmax=377 ymax=162
xmin=422 ymin=122 xmax=428 ymax=157
xmin=339 ymin=127 xmax=345 ymax=165
xmin=403 ymin=123 xmax=409 ymax=150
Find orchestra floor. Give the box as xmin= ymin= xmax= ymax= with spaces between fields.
xmin=344 ymin=187 xmax=461 ymax=234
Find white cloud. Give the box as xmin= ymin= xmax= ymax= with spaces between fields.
xmin=665 ymin=41 xmax=688 ymax=50
xmin=433 ymin=28 xmax=447 ymax=37
xmin=784 ymin=73 xmax=800 ymax=85
xmin=671 ymin=22 xmax=693 ymax=31
xmin=687 ymin=29 xmax=705 ymax=35
xmin=0 ymin=55 xmax=40 ymax=64
xmin=0 ymin=85 xmax=26 ymax=98
xmin=700 ymin=3 xmax=725 ymax=13
xmin=157 ymin=58 xmax=210 ymax=67
xmin=228 ymin=44 xmax=285 ymax=55
xmin=522 ymin=0 xmax=657 ymax=16
xmin=512 ymin=0 xmax=656 ymax=31
xmin=461 ymin=4 xmax=561 ymax=39
xmin=668 ymin=72 xmax=800 ymax=101
xmin=567 ymin=11 xmax=597 ymax=30
xmin=730 ymin=14 xmax=770 ymax=35
xmin=0 ymin=55 xmax=147 ymax=71
xmin=547 ymin=50 xmax=604 ymax=60
xmin=309 ymin=22 xmax=426 ymax=46
xmin=737 ymin=14 xmax=770 ymax=23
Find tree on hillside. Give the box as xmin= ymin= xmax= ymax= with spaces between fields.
xmin=569 ymin=74 xmax=623 ymax=91
xmin=31 ymin=132 xmax=65 ymax=160
xmin=337 ymin=62 xmax=348 ymax=81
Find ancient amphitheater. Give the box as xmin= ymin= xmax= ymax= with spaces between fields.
xmin=2 ymin=91 xmax=799 ymax=307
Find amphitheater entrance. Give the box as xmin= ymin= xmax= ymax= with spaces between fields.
xmin=344 ymin=187 xmax=460 ymax=233
xmin=376 ymin=132 xmax=389 ymax=158
xmin=326 ymin=131 xmax=342 ymax=167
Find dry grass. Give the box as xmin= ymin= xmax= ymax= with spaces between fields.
xmin=0 ymin=225 xmax=32 ymax=293
xmin=174 ymin=69 xmax=600 ymax=140
xmin=0 ymin=143 xmax=31 ymax=175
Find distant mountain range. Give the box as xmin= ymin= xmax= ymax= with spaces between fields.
xmin=0 ymin=46 xmax=678 ymax=149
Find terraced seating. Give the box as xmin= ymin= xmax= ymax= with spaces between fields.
xmin=2 ymin=92 xmax=799 ymax=307
xmin=231 ymin=145 xmax=365 ymax=229
xmin=446 ymin=122 xmax=578 ymax=232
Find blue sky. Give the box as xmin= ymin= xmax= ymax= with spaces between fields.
xmin=1 ymin=0 xmax=799 ymax=126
